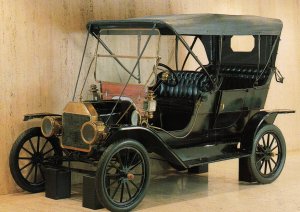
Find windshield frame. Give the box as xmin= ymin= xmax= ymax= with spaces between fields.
xmin=72 ymin=25 xmax=217 ymax=102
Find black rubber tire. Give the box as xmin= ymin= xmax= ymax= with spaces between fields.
xmin=247 ymin=124 xmax=286 ymax=184
xmin=9 ymin=127 xmax=62 ymax=193
xmin=96 ymin=140 xmax=150 ymax=212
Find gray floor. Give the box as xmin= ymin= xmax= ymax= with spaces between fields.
xmin=1 ymin=151 xmax=300 ymax=211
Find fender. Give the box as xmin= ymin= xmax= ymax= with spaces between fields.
xmin=241 ymin=109 xmax=295 ymax=153
xmin=104 ymin=126 xmax=187 ymax=170
xmin=23 ymin=113 xmax=61 ymax=121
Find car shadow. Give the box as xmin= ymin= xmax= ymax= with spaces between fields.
xmin=136 ymin=159 xmax=259 ymax=210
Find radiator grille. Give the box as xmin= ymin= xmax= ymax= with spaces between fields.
xmin=62 ymin=113 xmax=90 ymax=151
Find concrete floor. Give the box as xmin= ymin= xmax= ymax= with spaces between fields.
xmin=1 ymin=151 xmax=300 ymax=212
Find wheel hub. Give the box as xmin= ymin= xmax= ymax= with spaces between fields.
xmin=264 ymin=148 xmax=273 ymax=160
xmin=32 ymin=153 xmax=44 ymax=164
xmin=119 ymin=170 xmax=135 ymax=181
xmin=127 ymin=173 xmax=135 ymax=180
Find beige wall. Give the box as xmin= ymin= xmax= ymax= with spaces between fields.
xmin=0 ymin=0 xmax=299 ymax=194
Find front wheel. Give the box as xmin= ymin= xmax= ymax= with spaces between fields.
xmin=247 ymin=124 xmax=286 ymax=184
xmin=9 ymin=127 xmax=62 ymax=192
xmin=96 ymin=140 xmax=150 ymax=212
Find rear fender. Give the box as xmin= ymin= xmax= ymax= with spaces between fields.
xmin=241 ymin=109 xmax=295 ymax=153
xmin=104 ymin=126 xmax=187 ymax=170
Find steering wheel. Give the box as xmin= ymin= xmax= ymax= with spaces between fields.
xmin=157 ymin=63 xmax=179 ymax=87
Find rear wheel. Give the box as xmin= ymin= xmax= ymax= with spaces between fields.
xmin=96 ymin=140 xmax=150 ymax=212
xmin=247 ymin=124 xmax=286 ymax=184
xmin=9 ymin=127 xmax=62 ymax=192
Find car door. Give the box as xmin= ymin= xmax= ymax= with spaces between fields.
xmin=213 ymin=89 xmax=248 ymax=129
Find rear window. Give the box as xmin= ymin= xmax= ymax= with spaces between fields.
xmin=231 ymin=36 xmax=255 ymax=52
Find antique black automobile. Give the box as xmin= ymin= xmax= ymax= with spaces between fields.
xmin=9 ymin=14 xmax=294 ymax=211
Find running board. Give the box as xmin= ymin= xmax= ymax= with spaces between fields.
xmin=184 ymin=152 xmax=250 ymax=168
xmin=171 ymin=142 xmax=250 ymax=169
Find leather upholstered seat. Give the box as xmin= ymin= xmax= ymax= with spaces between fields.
xmin=219 ymin=65 xmax=271 ymax=89
xmin=154 ymin=71 xmax=213 ymax=100
xmin=152 ymin=70 xmax=213 ymax=130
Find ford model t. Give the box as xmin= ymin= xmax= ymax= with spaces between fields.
xmin=9 ymin=14 xmax=294 ymax=211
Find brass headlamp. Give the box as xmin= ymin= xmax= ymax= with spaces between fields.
xmin=81 ymin=121 xmax=107 ymax=145
xmin=41 ymin=116 xmax=62 ymax=137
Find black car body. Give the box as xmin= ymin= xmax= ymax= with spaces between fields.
xmin=10 ymin=14 xmax=294 ymax=211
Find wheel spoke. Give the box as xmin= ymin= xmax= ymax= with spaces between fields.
xmin=20 ymin=162 xmax=33 ymax=171
xmin=21 ymin=147 xmax=33 ymax=156
xmin=125 ymin=149 xmax=129 ymax=168
xmin=270 ymin=157 xmax=278 ymax=167
xmin=129 ymin=180 xmax=139 ymax=190
xmin=262 ymin=136 xmax=266 ymax=147
xmin=129 ymin=160 xmax=142 ymax=171
xmin=36 ymin=136 xmax=40 ymax=153
xmin=264 ymin=160 xmax=268 ymax=174
xmin=266 ymin=133 xmax=270 ymax=147
xmin=120 ymin=182 xmax=124 ymax=203
xmin=43 ymin=148 xmax=54 ymax=156
xmin=256 ymin=155 xmax=265 ymax=165
xmin=267 ymin=160 xmax=273 ymax=173
xmin=271 ymin=145 xmax=278 ymax=152
xmin=40 ymin=140 xmax=49 ymax=154
xmin=126 ymin=182 xmax=132 ymax=199
xmin=258 ymin=159 xmax=264 ymax=170
xmin=269 ymin=137 xmax=275 ymax=148
xmin=257 ymin=144 xmax=264 ymax=153
xmin=111 ymin=182 xmax=122 ymax=199
xmin=18 ymin=157 xmax=32 ymax=160
xmin=25 ymin=164 xmax=34 ymax=180
xmin=116 ymin=152 xmax=124 ymax=169
xmin=128 ymin=152 xmax=138 ymax=168
xmin=29 ymin=139 xmax=36 ymax=153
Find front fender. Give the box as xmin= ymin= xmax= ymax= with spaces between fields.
xmin=23 ymin=113 xmax=61 ymax=121
xmin=241 ymin=109 xmax=295 ymax=153
xmin=104 ymin=126 xmax=187 ymax=170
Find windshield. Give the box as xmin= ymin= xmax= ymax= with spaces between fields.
xmin=95 ymin=29 xmax=160 ymax=86
xmin=75 ymin=28 xmax=163 ymax=101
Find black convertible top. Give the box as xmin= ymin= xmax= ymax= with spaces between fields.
xmin=88 ymin=14 xmax=282 ymax=36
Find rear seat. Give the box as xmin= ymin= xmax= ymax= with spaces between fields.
xmin=218 ymin=65 xmax=271 ymax=89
